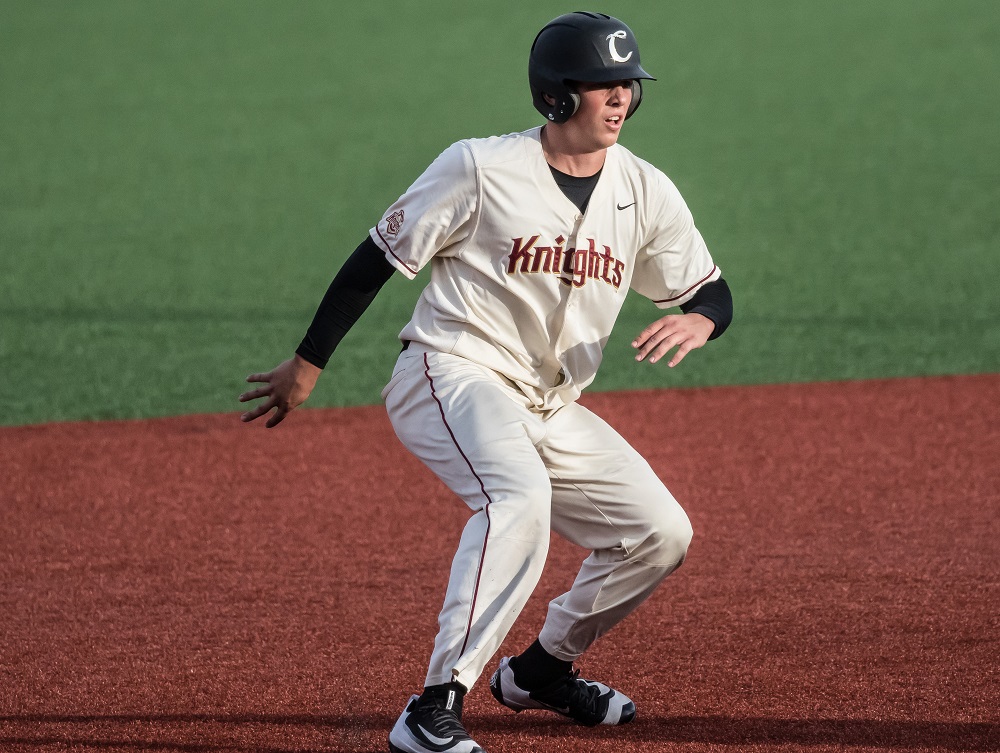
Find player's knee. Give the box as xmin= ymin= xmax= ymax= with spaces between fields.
xmin=491 ymin=484 xmax=552 ymax=547
xmin=634 ymin=505 xmax=693 ymax=568
xmin=515 ymin=498 xmax=552 ymax=546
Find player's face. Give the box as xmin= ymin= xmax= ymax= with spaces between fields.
xmin=568 ymin=80 xmax=633 ymax=150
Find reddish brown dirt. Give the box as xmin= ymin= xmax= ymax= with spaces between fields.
xmin=2 ymin=374 xmax=999 ymax=753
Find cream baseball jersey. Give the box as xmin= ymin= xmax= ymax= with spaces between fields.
xmin=370 ymin=126 xmax=720 ymax=411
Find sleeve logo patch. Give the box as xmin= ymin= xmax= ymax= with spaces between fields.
xmin=384 ymin=210 xmax=405 ymax=238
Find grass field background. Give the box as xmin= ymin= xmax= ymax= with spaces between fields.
xmin=2 ymin=0 xmax=998 ymax=426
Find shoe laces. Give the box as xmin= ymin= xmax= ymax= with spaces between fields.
xmin=416 ymin=697 xmax=468 ymax=739
xmin=544 ymin=669 xmax=605 ymax=716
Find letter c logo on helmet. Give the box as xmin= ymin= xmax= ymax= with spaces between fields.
xmin=606 ymin=31 xmax=633 ymax=63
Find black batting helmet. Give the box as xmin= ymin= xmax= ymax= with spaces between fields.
xmin=529 ymin=11 xmax=655 ymax=124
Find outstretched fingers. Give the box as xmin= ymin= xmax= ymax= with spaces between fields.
xmin=244 ymin=371 xmax=273 ymax=385
xmin=240 ymin=395 xmax=277 ymax=423
xmin=264 ymin=407 xmax=288 ymax=428
xmin=239 ymin=376 xmax=273 ymax=402
xmin=238 ymin=356 xmax=321 ymax=428
xmin=239 ymin=372 xmax=276 ymax=422
xmin=632 ymin=314 xmax=710 ymax=367
xmin=632 ymin=319 xmax=677 ymax=364
xmin=239 ymin=386 xmax=271 ymax=401
xmin=665 ymin=338 xmax=696 ymax=368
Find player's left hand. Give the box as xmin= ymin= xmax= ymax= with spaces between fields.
xmin=632 ymin=313 xmax=715 ymax=367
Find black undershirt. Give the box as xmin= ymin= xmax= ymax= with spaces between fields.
xmin=295 ymin=171 xmax=733 ymax=369
xmin=548 ymin=165 xmax=601 ymax=213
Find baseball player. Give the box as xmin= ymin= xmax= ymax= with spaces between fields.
xmin=240 ymin=12 xmax=732 ymax=753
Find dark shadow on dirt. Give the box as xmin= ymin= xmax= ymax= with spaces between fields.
xmin=2 ymin=713 xmax=998 ymax=752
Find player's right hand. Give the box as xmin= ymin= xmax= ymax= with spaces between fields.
xmin=239 ymin=355 xmax=322 ymax=428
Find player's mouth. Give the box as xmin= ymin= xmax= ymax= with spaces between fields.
xmin=605 ymin=115 xmax=622 ymax=131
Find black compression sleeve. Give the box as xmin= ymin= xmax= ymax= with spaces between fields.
xmin=295 ymin=236 xmax=396 ymax=369
xmin=680 ymin=277 xmax=733 ymax=340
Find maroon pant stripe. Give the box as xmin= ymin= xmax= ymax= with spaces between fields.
xmin=422 ymin=353 xmax=493 ymax=659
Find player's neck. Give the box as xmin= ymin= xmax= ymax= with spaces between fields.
xmin=540 ymin=126 xmax=607 ymax=177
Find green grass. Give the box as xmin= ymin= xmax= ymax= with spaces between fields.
xmin=2 ymin=0 xmax=998 ymax=425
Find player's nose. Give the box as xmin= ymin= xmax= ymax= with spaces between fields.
xmin=607 ymin=82 xmax=629 ymax=106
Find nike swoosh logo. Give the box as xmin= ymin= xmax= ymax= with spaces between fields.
xmin=617 ymin=201 xmax=636 ymax=210
xmin=541 ymin=701 xmax=572 ymax=714
xmin=417 ymin=724 xmax=454 ymax=746
xmin=528 ymin=695 xmax=571 ymax=714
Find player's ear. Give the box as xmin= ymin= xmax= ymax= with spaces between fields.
xmin=542 ymin=92 xmax=557 ymax=106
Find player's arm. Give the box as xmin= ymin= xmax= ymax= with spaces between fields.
xmin=632 ymin=277 xmax=733 ymax=367
xmin=239 ymin=237 xmax=395 ymax=427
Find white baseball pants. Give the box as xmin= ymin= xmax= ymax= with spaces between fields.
xmin=382 ymin=346 xmax=693 ymax=690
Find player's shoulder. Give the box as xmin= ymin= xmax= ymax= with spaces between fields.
xmin=412 ymin=129 xmax=538 ymax=196
xmin=610 ymin=143 xmax=684 ymax=206
xmin=611 ymin=143 xmax=675 ymax=188
xmin=457 ymin=127 xmax=543 ymax=169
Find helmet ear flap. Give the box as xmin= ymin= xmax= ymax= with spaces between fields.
xmin=625 ymin=80 xmax=643 ymax=119
xmin=536 ymin=88 xmax=581 ymax=124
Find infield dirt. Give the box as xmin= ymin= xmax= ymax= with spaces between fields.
xmin=3 ymin=375 xmax=998 ymax=752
